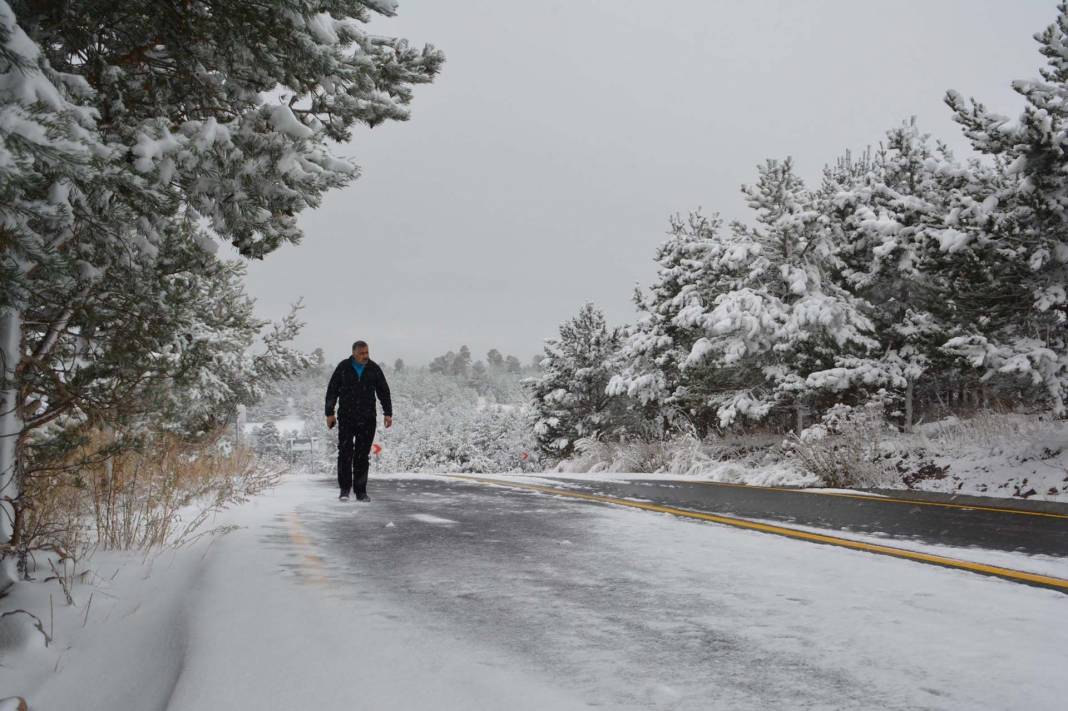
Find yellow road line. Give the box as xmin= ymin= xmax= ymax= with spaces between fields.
xmin=447 ymin=475 xmax=1068 ymax=593
xmin=673 ymin=479 xmax=1068 ymax=519
xmin=284 ymin=511 xmax=331 ymax=587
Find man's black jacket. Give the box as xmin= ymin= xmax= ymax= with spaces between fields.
xmin=325 ymin=358 xmax=393 ymax=421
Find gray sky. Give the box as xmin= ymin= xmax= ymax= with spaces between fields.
xmin=230 ymin=0 xmax=1054 ymax=367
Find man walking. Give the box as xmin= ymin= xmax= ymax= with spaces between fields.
xmin=325 ymin=340 xmax=393 ymax=501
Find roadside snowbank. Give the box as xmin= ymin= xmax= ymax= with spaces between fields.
xmin=0 ymin=547 xmax=202 ymax=711
xmin=886 ymin=414 xmax=1068 ymax=501
xmin=545 ymin=414 xmax=1068 ymax=502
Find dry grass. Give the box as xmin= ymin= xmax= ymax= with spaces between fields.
xmin=21 ymin=429 xmax=281 ymax=566
xmin=913 ymin=410 xmax=1042 ymax=451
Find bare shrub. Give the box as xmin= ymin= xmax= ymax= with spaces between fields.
xmin=558 ymin=436 xmax=675 ymax=474
xmin=786 ymin=400 xmax=896 ymax=488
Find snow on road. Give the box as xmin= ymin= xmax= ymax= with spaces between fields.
xmin=742 ymin=516 xmax=1068 ymax=580
xmin=409 ymin=512 xmax=460 ymax=525
xmin=7 ymin=473 xmax=1066 ymax=710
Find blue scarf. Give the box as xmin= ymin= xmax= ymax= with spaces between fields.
xmin=351 ymin=359 xmax=366 ymax=379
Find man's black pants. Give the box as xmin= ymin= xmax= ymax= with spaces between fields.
xmin=337 ymin=417 xmax=376 ymax=496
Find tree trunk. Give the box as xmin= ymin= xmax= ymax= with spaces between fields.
xmin=235 ymin=404 xmax=247 ymax=447
xmin=904 ymin=378 xmax=914 ymax=434
xmin=795 ymin=403 xmax=804 ymax=435
xmin=0 ymin=306 xmax=23 ymax=589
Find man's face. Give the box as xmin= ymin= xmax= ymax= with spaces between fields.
xmin=353 ymin=345 xmax=370 ymax=364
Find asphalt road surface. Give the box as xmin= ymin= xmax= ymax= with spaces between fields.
xmin=519 ymin=477 xmax=1068 ymax=558
xmin=291 ymin=475 xmax=1067 ymax=710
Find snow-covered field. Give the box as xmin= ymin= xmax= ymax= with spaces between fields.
xmin=3 ymin=473 xmax=1065 ymax=710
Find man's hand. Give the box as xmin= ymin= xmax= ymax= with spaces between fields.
xmin=326 ymin=415 xmax=336 ymax=430
xmin=384 ymin=416 xmax=393 ymax=429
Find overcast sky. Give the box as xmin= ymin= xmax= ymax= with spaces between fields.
xmin=228 ymin=0 xmax=1054 ymax=368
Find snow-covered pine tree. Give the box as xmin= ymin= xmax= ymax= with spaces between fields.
xmin=670 ymin=160 xmax=876 ymax=431
xmin=470 ymin=360 xmax=489 ymax=395
xmin=807 ymin=122 xmax=971 ymax=429
xmin=939 ymin=4 xmax=1068 ymax=415
xmin=450 ymin=345 xmax=472 ymax=378
xmin=528 ymin=303 xmax=631 ymax=458
xmin=429 ymin=351 xmax=455 ymax=374
xmin=179 ymin=275 xmax=311 ymax=435
xmin=255 ymin=420 xmax=283 ymax=458
xmin=15 ymin=0 xmax=444 ymax=257
xmin=607 ymin=211 xmax=728 ymax=435
xmin=1 ymin=1 xmax=130 ymax=585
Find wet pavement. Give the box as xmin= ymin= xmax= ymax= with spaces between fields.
xmin=287 ymin=475 xmax=1068 ymax=710
xmin=521 ymin=477 xmax=1068 ymax=558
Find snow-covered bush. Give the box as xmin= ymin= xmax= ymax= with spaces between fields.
xmin=376 ymin=402 xmax=539 ymax=474
xmin=372 ymin=367 xmax=540 ymax=473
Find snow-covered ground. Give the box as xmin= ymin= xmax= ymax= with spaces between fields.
xmin=548 ymin=414 xmax=1068 ymax=502
xmin=891 ymin=415 xmax=1068 ymax=501
xmin=3 ymin=472 xmax=1065 ymax=710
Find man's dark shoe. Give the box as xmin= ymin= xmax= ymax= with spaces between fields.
xmin=339 ymin=493 xmax=350 ymax=501
xmin=355 ymin=493 xmax=370 ymax=502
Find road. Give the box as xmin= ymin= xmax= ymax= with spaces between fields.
xmin=290 ymin=474 xmax=1067 ymax=710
